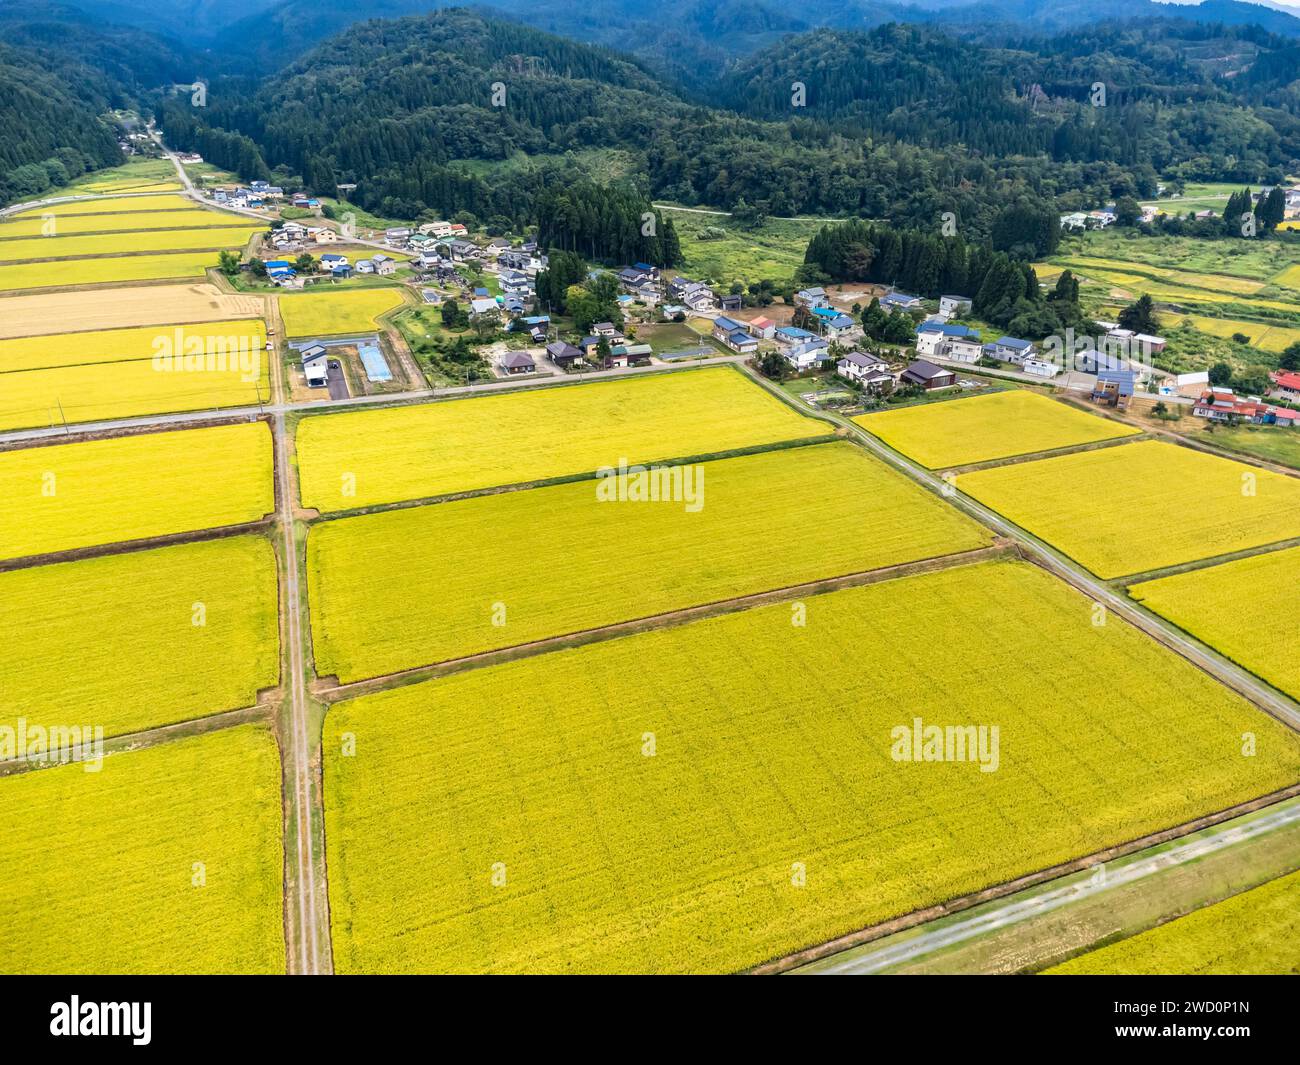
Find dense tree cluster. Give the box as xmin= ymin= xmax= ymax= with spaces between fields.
xmin=537 ymin=184 xmax=680 ymax=266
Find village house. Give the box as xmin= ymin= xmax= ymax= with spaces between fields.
xmin=900 ymin=359 xmax=956 ymax=390
xmin=746 ymin=316 xmax=776 ymax=340
xmin=603 ymin=343 xmax=653 ymax=369
xmin=500 ymin=351 xmax=536 ymax=376
xmin=794 ymin=287 xmax=830 ymax=309
xmin=1022 ymin=355 xmax=1061 ymax=378
xmin=811 ymin=307 xmax=856 ymax=338
xmin=987 ymin=336 xmax=1036 ymax=363
xmin=783 ymin=339 xmax=832 ymax=372
xmin=944 ymin=335 xmax=983 ymax=363
xmin=1091 ymin=370 xmax=1137 ymax=409
xmin=774 ymin=326 xmax=818 ymax=350
xmin=837 ymin=351 xmax=892 ymax=391
xmin=301 ymin=344 xmax=329 ymax=388
xmin=915 ymin=322 xmax=979 ymax=359
xmin=385 ymin=227 xmax=412 ymax=245
xmin=1268 ymin=370 xmax=1300 ymax=402
xmin=880 ymin=291 xmax=922 ymax=311
xmin=469 ymin=297 xmax=499 ymax=318
xmin=546 ymin=341 xmax=583 ymax=368
xmin=938 ymin=295 xmax=972 ymax=319
xmin=1193 ymin=386 xmax=1300 ymax=426
xmin=711 ymin=315 xmax=759 ymax=353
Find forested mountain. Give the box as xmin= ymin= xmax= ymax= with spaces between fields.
xmin=0 ymin=32 xmax=125 ymax=204
xmin=721 ymin=21 xmax=1300 ymax=183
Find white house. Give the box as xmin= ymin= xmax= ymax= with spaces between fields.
xmin=945 ymin=336 xmax=982 ymax=363
xmin=837 ymin=351 xmax=890 ymax=386
xmin=1022 ymin=356 xmax=1061 ymax=378
xmin=470 ymin=298 xmax=499 ymax=317
xmin=301 ymin=345 xmax=329 ymax=388
xmin=938 ymin=295 xmax=972 ymax=318
xmin=916 ymin=323 xmax=978 ymax=358
xmin=988 ymin=336 xmax=1036 ymax=363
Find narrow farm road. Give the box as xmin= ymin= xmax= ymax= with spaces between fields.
xmin=792 ymin=797 xmax=1300 ymax=974
xmin=274 ymin=410 xmax=325 ymax=975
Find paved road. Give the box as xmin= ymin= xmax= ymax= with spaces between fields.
xmin=794 ymin=797 xmax=1300 ymax=974
xmin=0 ymin=355 xmax=749 ymax=445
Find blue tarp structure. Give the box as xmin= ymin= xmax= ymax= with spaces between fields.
xmin=358 ymin=340 xmax=392 ymax=382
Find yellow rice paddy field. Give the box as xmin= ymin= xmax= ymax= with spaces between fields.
xmin=296 ymin=367 xmax=826 ymax=511
xmin=0 ymin=227 xmax=259 ymax=263
xmin=1047 ymin=869 xmax=1300 ymax=975
xmin=1176 ymin=314 xmax=1300 ymax=354
xmin=0 ymin=209 xmax=261 ymax=238
xmin=0 ymin=355 xmax=271 ymax=432
xmin=0 ymin=725 xmax=285 ymax=974
xmin=0 ymin=422 xmax=274 ymax=561
xmin=277 ymin=286 xmax=407 ymax=337
xmin=1272 ymin=263 xmax=1300 ymax=289
xmin=307 ymin=442 xmax=991 ymax=681
xmin=321 ymin=560 xmax=1300 ymax=974
xmin=0 ymin=319 xmax=266 ymax=373
xmin=957 ymin=440 xmax=1300 ymax=578
xmin=0 ymin=537 xmax=279 ymax=738
xmin=855 ymin=389 xmax=1140 ymax=469
xmin=9 ymin=194 xmax=193 ymax=217
xmin=0 ymin=251 xmax=217 ymax=291
xmin=0 ymin=284 xmax=267 ymax=339
xmin=1129 ymin=545 xmax=1300 ymax=701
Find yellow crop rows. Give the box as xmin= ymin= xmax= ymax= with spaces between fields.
xmin=957 ymin=440 xmax=1300 ymax=578
xmin=296 ymin=367 xmax=826 ymax=511
xmin=0 ymin=319 xmax=266 ymax=373
xmin=0 ymin=422 xmax=274 ymax=561
xmin=0 ymin=251 xmax=217 ymax=291
xmin=1129 ymin=545 xmax=1300 ymax=701
xmin=277 ymin=286 xmax=407 ymax=337
xmin=307 ymin=442 xmax=992 ymax=681
xmin=0 ymin=726 xmax=285 ymax=974
xmin=0 ymin=537 xmax=280 ymax=738
xmin=321 ymin=560 xmax=1300 ymax=974
xmin=0 ymin=227 xmax=258 ymax=262
xmin=0 ymin=355 xmax=271 ymax=432
xmin=855 ymin=389 xmax=1140 ymax=469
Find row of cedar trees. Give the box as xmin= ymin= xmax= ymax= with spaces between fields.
xmin=803 ymin=218 xmax=1089 ymax=338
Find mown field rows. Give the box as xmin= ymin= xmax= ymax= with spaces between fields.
xmin=1129 ymin=545 xmax=1300 ymax=701
xmin=0 ymin=284 xmax=267 ymax=340
xmin=0 ymin=356 xmax=271 ymax=432
xmin=0 ymin=422 xmax=274 ymax=560
xmin=277 ymin=286 xmax=407 ymax=338
xmin=1046 ymin=868 xmax=1300 ymax=975
xmin=0 ymin=227 xmax=259 ymax=263
xmin=0 ymin=319 xmax=266 ymax=373
xmin=957 ymin=440 xmax=1300 ymax=578
xmin=0 ymin=536 xmax=280 ymax=738
xmin=855 ymin=390 xmax=1140 ymax=469
xmin=296 ymin=367 xmax=825 ymax=511
xmin=0 ymin=725 xmax=285 ymax=974
xmin=307 ymin=442 xmax=992 ymax=681
xmin=321 ymin=560 xmax=1300 ymax=974
xmin=1174 ymin=314 xmax=1300 ymax=354
xmin=0 ymin=251 xmax=217 ymax=291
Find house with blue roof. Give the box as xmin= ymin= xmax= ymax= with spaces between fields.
xmin=711 ymin=315 xmax=758 ymax=352
xmin=880 ymin=291 xmax=922 ymax=310
xmin=774 ymin=326 xmax=817 ymax=348
xmin=916 ymin=321 xmax=979 ymax=358
xmin=988 ymin=336 xmax=1037 ymax=364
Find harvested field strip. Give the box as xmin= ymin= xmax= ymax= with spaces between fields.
xmin=854 ymin=389 xmax=1140 ymax=469
xmin=296 ymin=366 xmax=825 ymax=511
xmin=0 ymin=228 xmax=259 ymax=263
xmin=0 ymin=356 xmax=270 ymax=432
xmin=0 ymin=320 xmax=267 ymax=373
xmin=0 ymin=251 xmax=216 ymax=291
xmin=1177 ymin=314 xmax=1300 ymax=354
xmin=0 ymin=421 xmax=274 ymax=561
xmin=8 ymin=194 xmax=193 ymax=217
xmin=1046 ymin=868 xmax=1300 ymax=974
xmin=307 ymin=442 xmax=993 ymax=681
xmin=0 ymin=284 xmax=267 ymax=340
xmin=0 ymin=210 xmax=262 ymax=239
xmin=1129 ymin=545 xmax=1300 ymax=702
xmin=0 ymin=725 xmax=285 ymax=974
xmin=957 ymin=440 xmax=1300 ymax=579
xmin=1054 ymin=257 xmax=1266 ymax=296
xmin=321 ymin=560 xmax=1300 ymax=974
xmin=0 ymin=536 xmax=280 ymax=739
